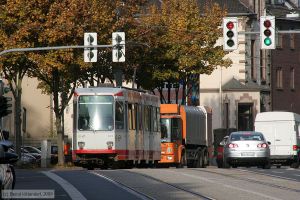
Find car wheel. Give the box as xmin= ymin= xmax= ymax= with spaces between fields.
xmin=177 ymin=151 xmax=186 ymax=168
xmin=216 ymin=158 xmax=223 ymax=168
xmin=290 ymin=154 xmax=300 ymax=169
xmin=196 ymin=151 xmax=204 ymax=168
xmin=263 ymin=160 xmax=271 ymax=169
xmin=10 ymin=165 xmax=16 ymax=189
xmin=203 ymin=151 xmax=208 ymax=168
xmin=223 ymin=158 xmax=230 ymax=168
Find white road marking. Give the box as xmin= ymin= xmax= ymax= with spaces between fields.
xmin=285 ymin=168 xmax=295 ymax=171
xmin=271 ymin=171 xmax=284 ymax=174
xmin=238 ymin=169 xmax=299 ymax=182
xmin=174 ymin=171 xmax=283 ymax=200
xmin=42 ymin=171 xmax=87 ymax=200
xmin=295 ymin=174 xmax=300 ymax=177
xmin=91 ymin=171 xmax=151 ymax=200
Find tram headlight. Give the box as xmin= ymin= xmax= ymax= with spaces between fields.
xmin=78 ymin=142 xmax=85 ymax=149
xmin=107 ymin=141 xmax=114 ymax=150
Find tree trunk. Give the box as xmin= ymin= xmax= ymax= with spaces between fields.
xmin=55 ymin=112 xmax=64 ymax=166
xmin=52 ymin=69 xmax=64 ymax=166
xmin=167 ymin=82 xmax=171 ymax=103
xmin=14 ymin=76 xmax=22 ymax=159
xmin=181 ymin=81 xmax=186 ymax=105
xmin=175 ymin=87 xmax=179 ymax=104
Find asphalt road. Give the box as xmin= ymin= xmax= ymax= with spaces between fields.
xmin=12 ymin=166 xmax=300 ymax=200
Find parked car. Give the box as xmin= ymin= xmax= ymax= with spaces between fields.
xmin=0 ymin=140 xmax=18 ymax=197
xmin=223 ymin=131 xmax=271 ymax=169
xmin=9 ymin=148 xmax=37 ymax=165
xmin=216 ymin=136 xmax=228 ymax=168
xmin=22 ymin=146 xmax=41 ymax=163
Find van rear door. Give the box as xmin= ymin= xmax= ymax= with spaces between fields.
xmin=255 ymin=122 xmax=275 ymax=153
xmin=274 ymin=121 xmax=293 ymax=156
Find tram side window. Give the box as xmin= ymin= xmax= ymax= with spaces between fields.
xmin=128 ymin=104 xmax=136 ymax=130
xmin=144 ymin=106 xmax=151 ymax=131
xmin=153 ymin=107 xmax=158 ymax=132
xmin=115 ymin=101 xmax=124 ymax=129
xmin=157 ymin=107 xmax=160 ymax=131
xmin=138 ymin=104 xmax=142 ymax=131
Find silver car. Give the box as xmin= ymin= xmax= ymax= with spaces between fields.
xmin=223 ymin=131 xmax=271 ymax=169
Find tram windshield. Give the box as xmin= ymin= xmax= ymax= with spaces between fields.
xmin=160 ymin=118 xmax=181 ymax=143
xmin=78 ymin=95 xmax=114 ymax=131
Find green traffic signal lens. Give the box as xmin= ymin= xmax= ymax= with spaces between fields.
xmin=264 ymin=38 xmax=272 ymax=46
xmin=227 ymin=39 xmax=234 ymax=47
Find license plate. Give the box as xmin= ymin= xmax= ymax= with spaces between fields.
xmin=241 ymin=152 xmax=254 ymax=156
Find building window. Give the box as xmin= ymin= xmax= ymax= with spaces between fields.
xmin=290 ymin=33 xmax=295 ymax=49
xmin=276 ymin=27 xmax=283 ymax=48
xmin=276 ymin=68 xmax=283 ymax=89
xmin=224 ymin=102 xmax=229 ymax=129
xmin=260 ymin=50 xmax=266 ymax=82
xmin=251 ymin=40 xmax=256 ymax=80
xmin=290 ymin=67 xmax=295 ymax=90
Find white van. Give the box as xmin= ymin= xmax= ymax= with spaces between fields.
xmin=255 ymin=112 xmax=300 ymax=168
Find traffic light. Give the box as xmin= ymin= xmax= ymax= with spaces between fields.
xmin=0 ymin=96 xmax=12 ymax=118
xmin=223 ymin=17 xmax=238 ymax=51
xmin=260 ymin=16 xmax=275 ymax=49
xmin=112 ymin=32 xmax=125 ymax=62
xmin=84 ymin=32 xmax=97 ymax=62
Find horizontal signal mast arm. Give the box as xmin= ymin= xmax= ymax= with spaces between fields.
xmin=0 ymin=45 xmax=113 ymax=56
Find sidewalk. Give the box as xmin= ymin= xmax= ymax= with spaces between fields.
xmin=11 ymin=168 xmax=72 ymax=200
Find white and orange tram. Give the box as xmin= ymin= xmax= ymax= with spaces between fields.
xmin=72 ymin=86 xmax=161 ymax=169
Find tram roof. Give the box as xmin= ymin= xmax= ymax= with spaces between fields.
xmin=75 ymin=87 xmax=160 ymax=106
xmin=75 ymin=87 xmax=124 ymax=95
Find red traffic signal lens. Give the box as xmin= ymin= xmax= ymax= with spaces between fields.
xmin=226 ymin=21 xmax=234 ymax=30
xmin=263 ymin=20 xmax=271 ymax=28
xmin=264 ymin=29 xmax=271 ymax=37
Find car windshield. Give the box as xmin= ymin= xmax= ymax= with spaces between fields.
xmin=23 ymin=146 xmax=41 ymax=154
xmin=230 ymin=132 xmax=264 ymax=141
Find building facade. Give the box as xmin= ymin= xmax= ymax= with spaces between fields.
xmin=266 ymin=1 xmax=300 ymax=113
xmin=200 ymin=0 xmax=268 ymax=138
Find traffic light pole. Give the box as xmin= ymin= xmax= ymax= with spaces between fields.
xmin=0 ymin=45 xmax=113 ymax=56
xmin=239 ymin=30 xmax=300 ymax=34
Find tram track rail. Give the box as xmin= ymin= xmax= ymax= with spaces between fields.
xmin=91 ymin=169 xmax=216 ymax=200
xmin=187 ymin=168 xmax=300 ymax=193
xmin=90 ymin=167 xmax=300 ymax=199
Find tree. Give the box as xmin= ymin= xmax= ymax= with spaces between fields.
xmin=0 ymin=0 xmax=51 ymax=158
xmin=136 ymin=0 xmax=232 ymax=103
xmin=28 ymin=0 xmax=148 ymax=166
